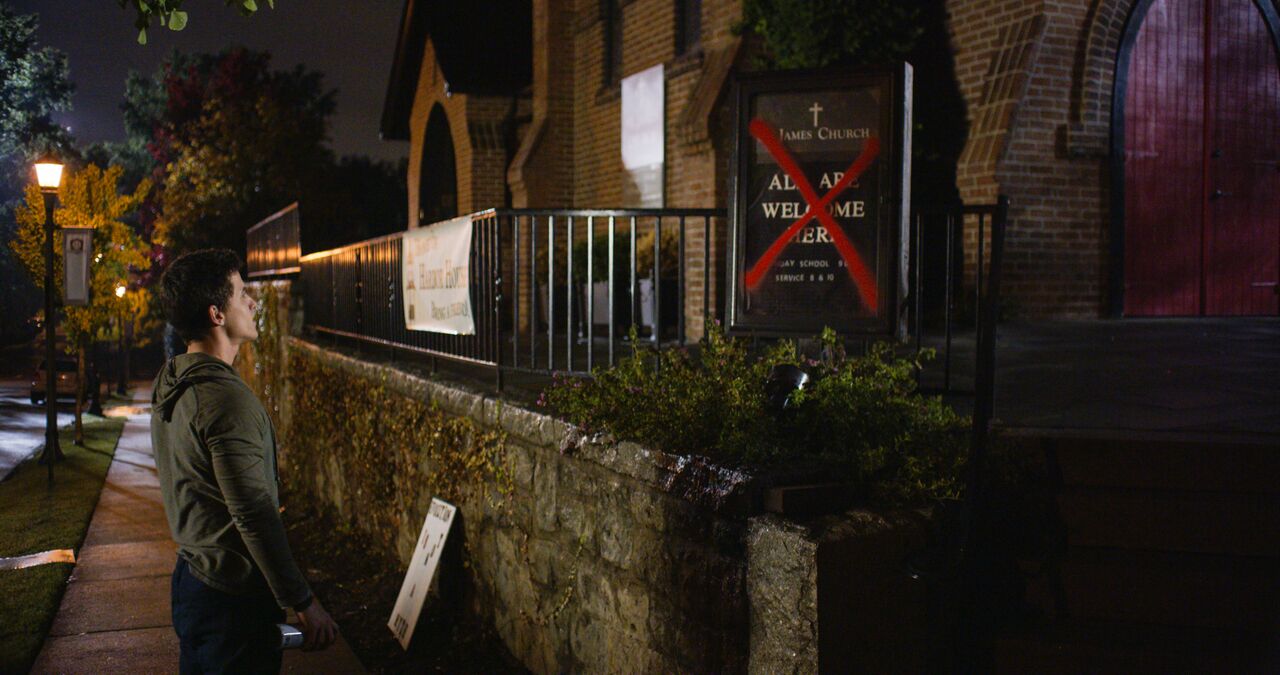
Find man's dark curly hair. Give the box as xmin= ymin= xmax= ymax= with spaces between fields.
xmin=159 ymin=248 xmax=243 ymax=343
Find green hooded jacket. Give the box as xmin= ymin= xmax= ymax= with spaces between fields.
xmin=151 ymin=352 xmax=311 ymax=609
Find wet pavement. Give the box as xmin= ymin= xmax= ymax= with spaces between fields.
xmin=918 ymin=318 xmax=1280 ymax=438
xmin=0 ymin=380 xmax=76 ymax=481
xmin=994 ymin=319 xmax=1280 ymax=436
xmin=30 ymin=385 xmax=367 ymax=674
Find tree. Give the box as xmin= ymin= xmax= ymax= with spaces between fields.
xmin=737 ymin=0 xmax=922 ymax=70
xmin=0 ymin=5 xmax=74 ymax=161
xmin=132 ymin=48 xmax=336 ymax=257
xmin=120 ymin=49 xmax=406 ymax=262
xmin=302 ymin=155 xmax=408 ymax=252
xmin=118 ymin=0 xmax=274 ymax=45
xmin=0 ymin=5 xmax=77 ymax=344
xmin=10 ymin=165 xmax=152 ymax=442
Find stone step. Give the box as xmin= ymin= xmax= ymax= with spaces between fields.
xmin=1058 ymin=546 xmax=1280 ymax=631
xmin=999 ymin=430 xmax=1280 ymax=494
xmin=995 ymin=620 xmax=1274 ymax=674
xmin=1056 ymin=486 xmax=1280 ymax=556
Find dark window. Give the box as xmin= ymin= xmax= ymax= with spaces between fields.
xmin=675 ymin=0 xmax=701 ymax=56
xmin=420 ymin=104 xmax=458 ymax=226
xmin=602 ymin=0 xmax=623 ymax=87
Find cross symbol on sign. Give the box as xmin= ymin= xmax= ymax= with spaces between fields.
xmin=745 ymin=118 xmax=881 ymax=312
xmin=809 ymin=103 xmax=823 ymax=126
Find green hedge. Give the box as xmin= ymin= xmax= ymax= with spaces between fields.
xmin=542 ymin=326 xmax=968 ymax=505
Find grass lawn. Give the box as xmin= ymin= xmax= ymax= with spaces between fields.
xmin=0 ymin=415 xmax=125 ymax=674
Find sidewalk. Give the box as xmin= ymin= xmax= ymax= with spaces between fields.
xmin=31 ymin=384 xmax=366 ymax=674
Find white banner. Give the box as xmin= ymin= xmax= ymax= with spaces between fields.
xmin=402 ymin=215 xmax=474 ymax=335
xmin=388 ymin=498 xmax=457 ymax=650
xmin=62 ymin=228 xmax=93 ymax=307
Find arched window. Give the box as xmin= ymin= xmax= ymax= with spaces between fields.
xmin=675 ymin=0 xmax=701 ymax=56
xmin=419 ymin=103 xmax=458 ymax=226
xmin=601 ymin=0 xmax=623 ymax=87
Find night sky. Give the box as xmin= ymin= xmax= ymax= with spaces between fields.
xmin=11 ymin=0 xmax=409 ymax=163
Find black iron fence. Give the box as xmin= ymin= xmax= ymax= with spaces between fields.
xmin=501 ymin=209 xmax=723 ymax=378
xmin=297 ymin=208 xmax=723 ymax=389
xmin=284 ymin=201 xmax=1006 ymax=408
xmin=908 ymin=198 xmax=1008 ymax=568
xmin=910 ymin=197 xmax=1009 ymax=401
xmin=246 ymin=202 xmax=301 ymax=278
xmin=298 ymin=213 xmax=503 ymax=371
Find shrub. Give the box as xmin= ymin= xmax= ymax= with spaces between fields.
xmin=736 ymin=0 xmax=922 ymax=70
xmin=541 ymin=324 xmax=969 ymax=505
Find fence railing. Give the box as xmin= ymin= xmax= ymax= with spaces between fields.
xmin=246 ymin=202 xmax=301 ymax=278
xmin=910 ymin=198 xmax=1009 ymax=401
xmin=905 ymin=197 xmax=1008 ymax=577
xmin=297 ymin=208 xmax=723 ymax=389
xmin=287 ymin=200 xmax=1005 ymax=407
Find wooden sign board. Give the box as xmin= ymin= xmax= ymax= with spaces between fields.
xmin=388 ymin=497 xmax=456 ymax=650
xmin=726 ymin=64 xmax=913 ymax=338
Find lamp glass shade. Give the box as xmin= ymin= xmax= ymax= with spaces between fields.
xmin=34 ymin=162 xmax=64 ymax=190
xmin=115 ymin=285 xmax=127 ymax=298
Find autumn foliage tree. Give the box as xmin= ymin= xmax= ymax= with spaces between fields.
xmin=120 ymin=48 xmax=405 ymax=262
xmin=134 ymin=48 xmax=336 ymax=257
xmin=10 ymin=165 xmax=152 ymax=441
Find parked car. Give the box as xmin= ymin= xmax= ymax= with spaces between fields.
xmin=30 ymin=358 xmax=81 ymax=405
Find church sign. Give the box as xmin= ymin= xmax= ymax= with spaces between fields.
xmin=726 ymin=64 xmax=912 ymax=337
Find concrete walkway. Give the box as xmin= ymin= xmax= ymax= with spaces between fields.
xmin=31 ymin=385 xmax=366 ymax=674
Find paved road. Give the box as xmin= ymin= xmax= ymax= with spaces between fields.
xmin=0 ymin=380 xmax=76 ymax=481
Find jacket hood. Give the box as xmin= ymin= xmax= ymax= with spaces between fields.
xmin=152 ymin=353 xmax=242 ymax=422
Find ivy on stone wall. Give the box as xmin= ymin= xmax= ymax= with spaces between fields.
xmin=242 ymin=281 xmax=510 ymax=558
xmin=246 ymin=281 xmax=284 ymax=432
xmin=285 ymin=351 xmax=510 ymax=553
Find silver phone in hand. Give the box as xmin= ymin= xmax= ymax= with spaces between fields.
xmin=278 ymin=623 xmax=304 ymax=649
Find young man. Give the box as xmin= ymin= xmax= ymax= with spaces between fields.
xmin=152 ymin=248 xmax=337 ymax=673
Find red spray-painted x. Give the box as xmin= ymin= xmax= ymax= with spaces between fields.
xmin=745 ymin=118 xmax=881 ymax=313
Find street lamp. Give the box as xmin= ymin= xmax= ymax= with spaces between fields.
xmin=35 ymin=154 xmax=64 ymax=481
xmin=115 ymin=284 xmax=130 ymax=395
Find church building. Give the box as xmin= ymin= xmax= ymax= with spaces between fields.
xmin=381 ymin=0 xmax=1280 ymax=319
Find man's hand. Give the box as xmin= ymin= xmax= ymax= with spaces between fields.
xmin=296 ymin=597 xmax=338 ymax=651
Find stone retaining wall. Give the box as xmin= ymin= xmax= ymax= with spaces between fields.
xmin=262 ymin=333 xmax=756 ymax=672
xmin=243 ymin=279 xmax=932 ymax=673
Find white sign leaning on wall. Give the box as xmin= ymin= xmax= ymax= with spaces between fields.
xmin=387 ymin=498 xmax=457 ymax=650
xmin=402 ymin=215 xmax=475 ymax=335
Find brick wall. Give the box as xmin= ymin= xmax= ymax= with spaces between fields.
xmin=561 ymin=0 xmax=742 ymax=336
xmin=509 ymin=0 xmax=576 ymax=209
xmin=408 ymin=0 xmax=1157 ymax=319
xmin=407 ymin=39 xmax=516 ymax=230
xmin=948 ymin=0 xmax=1113 ymax=317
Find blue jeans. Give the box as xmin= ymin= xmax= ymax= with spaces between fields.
xmin=171 ymin=557 xmax=285 ymax=675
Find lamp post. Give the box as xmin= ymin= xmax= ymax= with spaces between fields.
xmin=35 ymin=155 xmax=64 ymax=482
xmin=115 ymin=284 xmax=129 ymax=395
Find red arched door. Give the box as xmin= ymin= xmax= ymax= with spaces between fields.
xmin=1123 ymin=0 xmax=1280 ymax=316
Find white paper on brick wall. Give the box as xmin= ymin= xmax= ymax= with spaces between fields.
xmin=621 ymin=63 xmax=664 ymax=207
